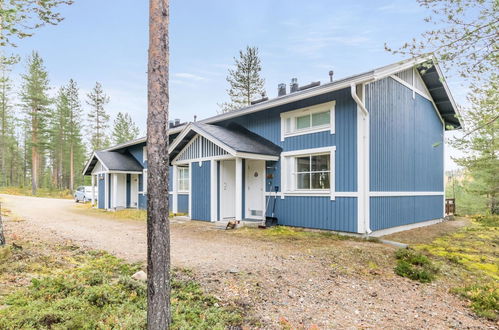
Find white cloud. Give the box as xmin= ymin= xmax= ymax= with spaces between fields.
xmin=173 ymin=72 xmax=207 ymax=81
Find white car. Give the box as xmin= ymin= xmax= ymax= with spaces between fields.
xmin=74 ymin=186 xmax=96 ymax=203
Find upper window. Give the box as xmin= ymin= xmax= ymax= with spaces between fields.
xmin=295 ymin=154 xmax=330 ymax=190
xmin=280 ymin=101 xmax=335 ymax=141
xmin=143 ymin=146 xmax=147 ymax=162
xmin=177 ymin=166 xmax=189 ymax=193
xmin=142 ymin=169 xmax=148 ymax=194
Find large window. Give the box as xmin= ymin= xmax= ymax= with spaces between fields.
xmin=177 ymin=166 xmax=189 ymax=193
xmin=295 ymin=154 xmax=330 ymax=190
xmin=280 ymin=101 xmax=335 ymax=141
xmin=281 ymin=146 xmax=335 ymax=198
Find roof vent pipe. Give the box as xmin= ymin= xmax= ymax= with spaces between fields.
xmin=278 ymin=83 xmax=286 ymax=96
xmin=329 ymin=70 xmax=334 ymax=82
xmin=290 ymin=78 xmax=299 ymax=93
xmin=174 ymin=118 xmax=180 ymax=126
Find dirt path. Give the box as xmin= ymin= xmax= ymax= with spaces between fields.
xmin=0 ymin=194 xmax=493 ymax=329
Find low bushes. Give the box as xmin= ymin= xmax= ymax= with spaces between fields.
xmin=394 ymin=248 xmax=439 ymax=283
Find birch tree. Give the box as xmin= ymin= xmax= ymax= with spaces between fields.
xmin=147 ymin=0 xmax=171 ymax=327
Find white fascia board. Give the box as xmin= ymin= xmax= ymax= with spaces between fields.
xmin=93 ymin=153 xmax=109 ymax=172
xmin=107 ymin=171 xmax=143 ymax=174
xmin=169 ymin=124 xmax=238 ymax=157
xmin=433 ymin=62 xmax=461 ymax=125
xmin=82 ymin=152 xmax=97 ymax=175
xmin=168 ymin=123 xmax=194 ymax=153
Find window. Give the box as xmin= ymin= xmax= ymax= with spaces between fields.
xmin=295 ymin=154 xmax=330 ymax=190
xmin=177 ymin=166 xmax=189 ymax=193
xmin=280 ymin=101 xmax=335 ymax=141
xmin=281 ymin=146 xmax=335 ymax=198
xmin=143 ymin=146 xmax=147 ymax=162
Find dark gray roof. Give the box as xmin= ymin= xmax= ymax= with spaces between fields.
xmin=83 ymin=151 xmax=143 ymax=175
xmin=169 ymin=122 xmax=282 ymax=162
xmin=195 ymin=122 xmax=282 ymax=155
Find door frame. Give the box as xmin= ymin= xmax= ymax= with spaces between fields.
xmin=219 ymin=159 xmax=236 ymax=221
xmin=244 ymin=159 xmax=266 ymax=220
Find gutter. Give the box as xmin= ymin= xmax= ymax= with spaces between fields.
xmin=350 ymin=83 xmax=372 ymax=235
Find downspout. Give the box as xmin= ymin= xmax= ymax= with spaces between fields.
xmin=351 ymin=84 xmax=372 ymax=235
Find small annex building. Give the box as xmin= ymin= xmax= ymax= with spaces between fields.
xmin=83 ymin=57 xmax=461 ymax=236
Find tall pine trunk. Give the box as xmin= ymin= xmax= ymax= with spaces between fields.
xmin=69 ymin=144 xmax=74 ymax=192
xmin=147 ymin=0 xmax=171 ymax=328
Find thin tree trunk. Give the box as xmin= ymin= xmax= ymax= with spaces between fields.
xmin=147 ymin=0 xmax=171 ymax=328
xmin=70 ymin=144 xmax=74 ymax=192
xmin=31 ymin=145 xmax=37 ymax=195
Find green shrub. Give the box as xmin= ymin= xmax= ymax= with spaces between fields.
xmin=453 ymin=284 xmax=499 ymax=320
xmin=471 ymin=214 xmax=499 ymax=227
xmin=394 ymin=248 xmax=438 ymax=283
xmin=0 ymin=249 xmax=242 ymax=329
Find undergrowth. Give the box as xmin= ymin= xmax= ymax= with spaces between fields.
xmin=0 ymin=186 xmax=73 ymax=199
xmin=394 ymin=248 xmax=438 ymax=283
xmin=413 ymin=214 xmax=499 ymax=320
xmin=0 ymin=241 xmax=243 ymax=329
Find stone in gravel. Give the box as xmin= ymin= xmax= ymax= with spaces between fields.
xmin=131 ymin=270 xmax=147 ymax=282
xmin=228 ymin=268 xmax=239 ymax=273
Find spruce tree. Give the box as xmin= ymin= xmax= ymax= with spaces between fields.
xmin=452 ymin=76 xmax=499 ymax=214
xmin=19 ymin=51 xmax=52 ymax=195
xmin=112 ymin=112 xmax=140 ymax=144
xmin=220 ymin=46 xmax=265 ymax=112
xmin=87 ymin=82 xmax=110 ymax=151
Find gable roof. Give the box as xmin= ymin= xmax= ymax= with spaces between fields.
xmin=83 ymin=151 xmax=143 ymax=175
xmin=93 ymin=56 xmax=461 ymax=156
xmin=169 ymin=122 xmax=282 ymax=162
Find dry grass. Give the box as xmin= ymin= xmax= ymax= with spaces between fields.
xmin=73 ymin=203 xmax=147 ymax=221
xmin=0 ymin=187 xmax=73 ymax=199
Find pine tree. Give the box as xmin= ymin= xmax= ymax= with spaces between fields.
xmin=87 ymin=82 xmax=110 ymax=151
xmin=220 ymin=46 xmax=265 ymax=112
xmin=452 ymin=76 xmax=499 ymax=214
xmin=66 ymin=79 xmax=85 ymax=191
xmin=0 ymin=66 xmax=16 ymax=186
xmin=112 ymin=112 xmax=140 ymax=144
xmin=19 ymin=51 xmax=52 ymax=195
xmin=49 ymin=86 xmax=69 ymax=188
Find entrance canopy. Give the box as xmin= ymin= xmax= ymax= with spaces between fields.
xmin=169 ymin=122 xmax=282 ymax=165
xmin=83 ymin=151 xmax=143 ymax=175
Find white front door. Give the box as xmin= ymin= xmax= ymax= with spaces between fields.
xmin=220 ymin=160 xmax=236 ymax=220
xmin=130 ymin=174 xmax=138 ymax=208
xmin=245 ymin=160 xmax=265 ymax=220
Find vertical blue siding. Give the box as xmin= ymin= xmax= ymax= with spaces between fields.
xmin=98 ymin=175 xmax=105 ymax=209
xmin=128 ymin=143 xmax=147 ymax=168
xmin=266 ymin=196 xmax=357 ymax=233
xmin=370 ymin=196 xmax=444 ymax=230
xmin=367 ymin=77 xmax=444 ymax=192
xmin=191 ymin=161 xmax=211 ymax=221
xmin=108 ymin=174 xmax=112 ymax=209
xmin=126 ymin=174 xmax=131 ymax=207
xmin=178 ymin=194 xmax=189 ymax=213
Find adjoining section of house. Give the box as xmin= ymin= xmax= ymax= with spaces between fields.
xmin=82 ymin=56 xmax=461 ymax=236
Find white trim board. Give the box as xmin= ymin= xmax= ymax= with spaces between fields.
xmin=370 ymin=218 xmax=443 ymax=237
xmin=370 ymin=191 xmax=444 ymax=197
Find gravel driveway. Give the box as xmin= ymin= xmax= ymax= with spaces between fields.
xmin=1 ymin=194 xmax=493 ymax=329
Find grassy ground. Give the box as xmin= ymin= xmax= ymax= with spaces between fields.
xmin=0 ymin=239 xmax=243 ymax=329
xmin=74 ymin=203 xmax=148 ymax=221
xmin=0 ymin=186 xmax=73 ymax=199
xmin=387 ymin=216 xmax=498 ymax=320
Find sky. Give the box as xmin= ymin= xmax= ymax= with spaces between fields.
xmin=8 ymin=0 xmax=467 ymax=170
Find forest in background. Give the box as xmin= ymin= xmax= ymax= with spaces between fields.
xmin=0 ymin=51 xmax=142 ymax=195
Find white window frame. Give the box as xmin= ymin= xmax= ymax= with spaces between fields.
xmin=281 ymin=146 xmax=336 ymax=200
xmin=143 ymin=146 xmax=147 ymax=162
xmin=177 ymin=166 xmax=189 ymax=193
xmin=280 ymin=101 xmax=335 ymax=141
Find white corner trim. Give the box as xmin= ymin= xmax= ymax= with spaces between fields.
xmin=235 ymin=158 xmax=243 ymax=221
xmin=188 ymin=162 xmax=192 ymax=219
xmin=370 ymin=218 xmax=443 ymax=237
xmin=210 ymin=159 xmax=217 ymax=222
xmin=369 ymin=191 xmax=444 ymax=197
xmin=172 ymin=165 xmax=178 ymax=214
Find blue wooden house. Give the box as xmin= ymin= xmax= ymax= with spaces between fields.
xmin=83 ymin=57 xmax=460 ymax=236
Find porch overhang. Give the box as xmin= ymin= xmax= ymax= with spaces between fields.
xmin=83 ymin=151 xmax=144 ymax=175
xmin=169 ymin=122 xmax=282 ymax=164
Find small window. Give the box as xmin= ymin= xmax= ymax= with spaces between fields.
xmin=294 ymin=154 xmax=330 ymax=190
xmin=177 ymin=166 xmax=189 ymax=193
xmin=143 ymin=146 xmax=147 ymax=162
xmin=280 ymin=101 xmax=335 ymax=140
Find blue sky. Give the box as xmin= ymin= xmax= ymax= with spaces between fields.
xmin=9 ymin=0 xmax=465 ymax=169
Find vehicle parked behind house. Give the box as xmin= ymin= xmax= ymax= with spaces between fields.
xmin=74 ymin=186 xmax=96 ymax=203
